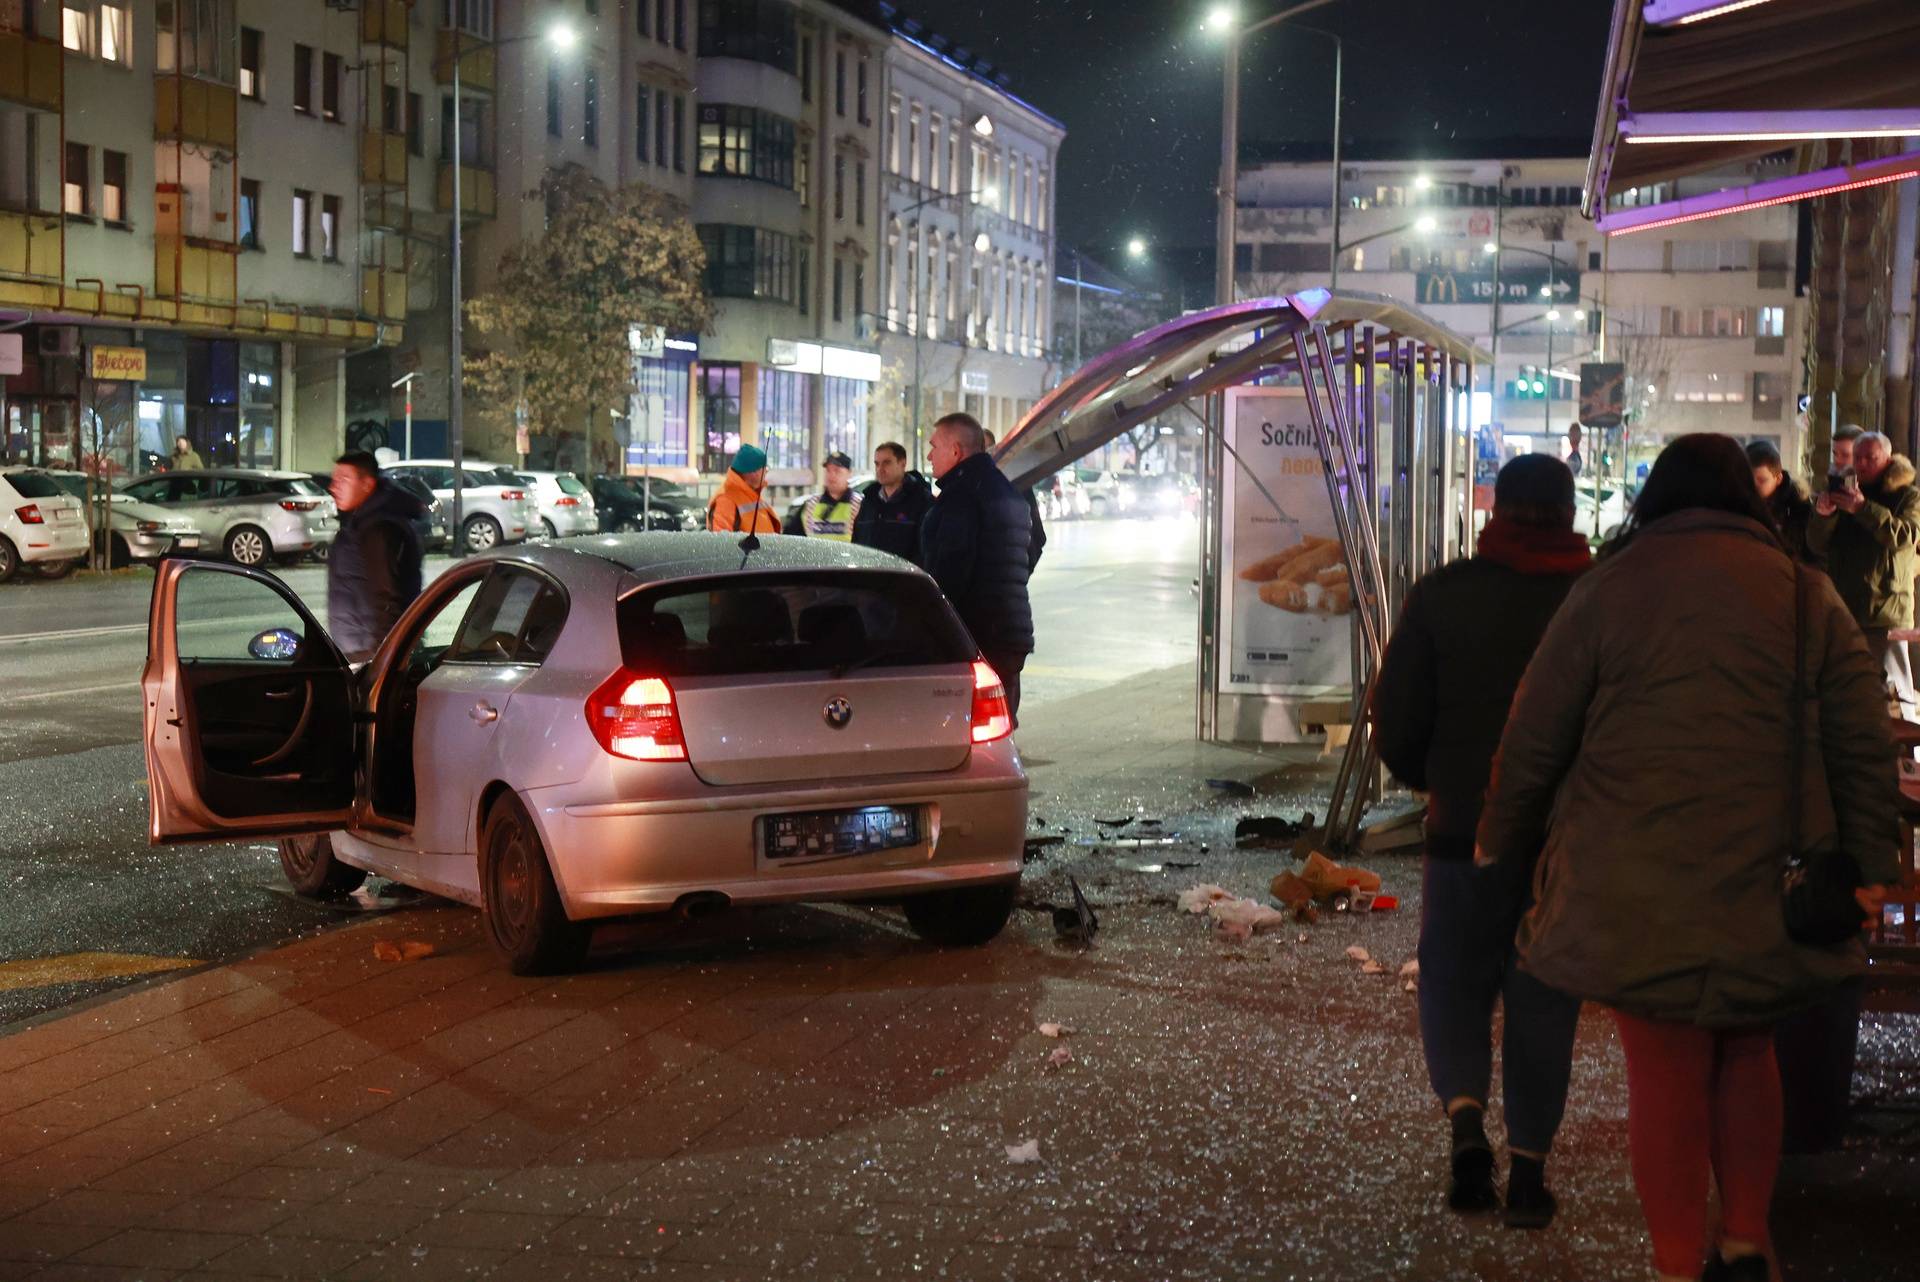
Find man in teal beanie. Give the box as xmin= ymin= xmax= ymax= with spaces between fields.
xmin=707 ymin=443 xmax=780 ymax=532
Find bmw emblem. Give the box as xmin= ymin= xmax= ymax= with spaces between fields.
xmin=823 ymin=697 xmax=853 ymax=729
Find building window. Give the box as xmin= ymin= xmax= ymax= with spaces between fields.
xmin=636 ymin=85 xmax=650 ymax=163
xmin=239 ymin=177 xmax=260 ymax=248
xmin=381 ymin=84 xmax=400 ymax=133
xmin=927 ymin=112 xmax=943 ymax=190
xmin=583 ymin=64 xmax=599 ymax=147
xmin=546 ymin=63 xmax=561 ymax=137
xmin=834 ymin=50 xmax=845 ymax=117
xmin=908 ymin=105 xmax=922 ymax=184
xmin=443 ymin=0 xmax=494 ymax=39
xmin=407 ymin=92 xmax=423 ymax=155
xmin=853 ymin=262 xmax=864 ymax=319
xmin=654 ymin=88 xmax=669 ymax=166
xmin=823 ymin=375 xmax=868 ymax=460
xmin=696 ymin=0 xmax=795 ymax=73
xmin=697 ymin=105 xmax=795 ymax=188
xmin=239 ymin=27 xmax=262 ymax=98
xmin=800 ymin=34 xmax=813 ymax=101
xmin=796 ymin=140 xmax=810 ymax=206
xmin=948 ymin=124 xmax=960 ymax=193
xmin=293 ymin=44 xmax=313 ymax=114
xmin=757 ymin=368 xmax=812 ymax=471
xmin=292 ymin=189 xmax=312 ymax=256
xmin=887 ymin=94 xmax=900 ymax=173
xmin=673 ymin=94 xmax=686 ymax=171
xmin=639 ymin=0 xmax=650 ymax=37
xmin=854 ymin=160 xmax=865 ymax=225
xmin=699 ymin=363 xmax=741 ymax=473
xmin=1758 ymin=305 xmax=1786 ymax=337
xmin=321 ymin=194 xmax=340 ymax=261
xmin=101 ymin=148 xmax=125 ymax=223
xmin=630 ymin=350 xmax=692 ymax=469
xmin=442 ymin=94 xmax=487 ymax=165
xmin=155 ymin=0 xmax=235 ymax=79
xmin=1752 ymin=371 xmax=1786 ymax=421
xmin=833 ymin=153 xmax=845 ymax=219
xmin=797 ymin=244 xmax=809 ymax=315
xmin=856 ymin=57 xmax=869 ymax=124
xmin=322 ymin=53 xmax=342 ymax=121
xmin=696 ymin=224 xmax=796 ymax=303
xmin=832 ymin=259 xmax=843 ymax=321
xmin=62 ymin=141 xmax=88 ymax=217
xmin=675 ymin=0 xmax=687 ymax=50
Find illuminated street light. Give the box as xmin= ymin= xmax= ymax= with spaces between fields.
xmin=1127 ymin=236 xmax=1148 ymax=258
xmin=1574 ymin=308 xmax=1588 ymax=321
xmin=1413 ymin=174 xmax=1432 ymax=191
xmin=1546 ymin=308 xmax=1561 ymax=322
xmin=1414 ymin=214 xmax=1437 ymax=233
xmin=1204 ymin=4 xmax=1237 ymax=32
xmin=973 ymin=231 xmax=990 ymax=253
xmin=546 ymin=20 xmax=578 ymax=50
xmin=1482 ymin=240 xmax=1499 ymax=254
xmin=1539 ymin=285 xmax=1552 ymax=298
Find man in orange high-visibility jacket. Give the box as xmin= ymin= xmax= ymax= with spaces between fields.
xmin=706 ymin=444 xmax=782 ymax=534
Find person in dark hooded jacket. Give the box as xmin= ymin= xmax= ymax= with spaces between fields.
xmin=851 ymin=441 xmax=934 ymax=565
xmin=1370 ymin=454 xmax=1590 ymax=1229
xmin=327 ymin=451 xmax=425 ymax=662
xmin=921 ymin=413 xmax=1035 ymax=718
xmin=1746 ymin=438 xmax=1820 ymax=569
xmin=1807 ymin=430 xmax=1920 ymax=717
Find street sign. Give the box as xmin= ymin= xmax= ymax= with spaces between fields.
xmin=766 ymin=338 xmax=799 ymax=367
xmin=1579 ymin=362 xmax=1625 ymax=429
xmin=961 ymin=369 xmax=990 ymax=394
xmin=629 ymin=326 xmax=665 ymax=359
xmin=1416 ymin=268 xmax=1580 ymax=306
xmin=0 ymin=333 xmax=19 ymax=375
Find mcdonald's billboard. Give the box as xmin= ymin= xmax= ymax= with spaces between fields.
xmin=1415 ymin=268 xmax=1580 ymax=306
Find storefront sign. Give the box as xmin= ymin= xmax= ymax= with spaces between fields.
xmin=762 ymin=340 xmax=882 ymax=382
xmin=629 ymin=326 xmax=665 ymax=359
xmin=89 ymin=345 xmax=147 ymax=381
xmin=0 ymin=333 xmax=20 ymax=376
xmin=766 ymin=338 xmax=800 ymax=367
xmin=961 ymin=369 xmax=990 ymax=394
xmin=1217 ymin=387 xmax=1351 ymax=704
xmin=1416 ymin=268 xmax=1580 ymax=306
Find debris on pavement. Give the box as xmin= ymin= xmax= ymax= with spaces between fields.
xmin=1298 ymin=850 xmax=1382 ymax=898
xmin=1178 ymin=883 xmax=1289 ymax=942
xmin=1023 ymin=835 xmax=1066 ymax=861
xmin=1234 ymin=814 xmax=1312 ymax=848
xmin=1052 ymin=876 xmax=1099 ymax=944
xmin=1038 ymin=1022 xmax=1068 ymax=1038
xmin=372 ymin=939 xmax=434 ymax=963
xmin=1005 ymin=1139 xmax=1043 ymax=1165
xmin=1399 ymin=960 xmax=1420 ymax=979
xmin=1046 ymin=1045 xmax=1073 ymax=1069
xmin=1361 ymin=960 xmax=1387 ymax=975
xmin=1206 ymin=777 xmax=1256 ymax=797
xmin=1095 ymin=816 xmax=1135 ymax=828
xmin=1345 ymin=945 xmax=1372 ymax=963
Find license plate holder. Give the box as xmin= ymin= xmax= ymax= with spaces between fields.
xmin=763 ymin=806 xmax=920 ymax=862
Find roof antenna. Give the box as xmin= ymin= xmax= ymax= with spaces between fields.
xmin=737 ymin=531 xmax=760 ymax=567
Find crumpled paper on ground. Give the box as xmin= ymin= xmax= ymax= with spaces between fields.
xmin=372 ymin=940 xmax=434 ymax=963
xmin=1177 ymin=884 xmax=1288 ymax=941
xmin=1005 ymin=1139 xmax=1042 ymax=1164
xmin=1038 ymin=1022 xmax=1068 ymax=1038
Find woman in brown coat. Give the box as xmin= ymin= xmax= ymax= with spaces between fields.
xmin=1476 ymin=434 xmax=1900 ymax=1282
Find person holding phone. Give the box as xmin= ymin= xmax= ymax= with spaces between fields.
xmin=1809 ymin=429 xmax=1920 ymax=718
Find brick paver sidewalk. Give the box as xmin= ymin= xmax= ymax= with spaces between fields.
xmin=1 ymin=665 xmax=1911 ymax=1281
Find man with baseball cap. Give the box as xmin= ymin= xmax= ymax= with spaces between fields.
xmin=792 ymin=450 xmax=862 ymax=541
xmin=706 ymin=444 xmax=782 ymax=534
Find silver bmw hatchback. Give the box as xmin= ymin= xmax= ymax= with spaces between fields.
xmin=142 ymin=534 xmax=1027 ymax=973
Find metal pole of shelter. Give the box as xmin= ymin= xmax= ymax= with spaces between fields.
xmin=1329 ymin=37 xmax=1343 ymax=292
xmin=1215 ymin=34 xmax=1240 ymax=306
xmin=450 ymin=31 xmax=465 ymax=545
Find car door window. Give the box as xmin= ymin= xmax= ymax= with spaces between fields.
xmin=403 ymin=578 xmax=486 ymax=678
xmin=122 ymin=478 xmax=167 ymax=503
xmin=176 ymin=569 xmax=312 ymax=663
xmin=169 ymin=475 xmax=214 ymax=502
xmin=447 ymin=569 xmax=568 ymax=665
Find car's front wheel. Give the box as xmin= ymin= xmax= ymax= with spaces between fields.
xmin=615 ymin=517 xmax=643 ymax=534
xmin=0 ymin=535 xmax=19 ymax=583
xmin=903 ymin=880 xmax=1018 ymax=946
xmin=462 ymin=514 xmax=502 ymax=554
xmin=278 ymin=833 xmax=367 ymax=898
xmin=539 ymin=518 xmax=558 ymax=539
xmin=481 ymin=792 xmax=590 ymax=974
xmin=225 ymin=525 xmax=270 ymax=567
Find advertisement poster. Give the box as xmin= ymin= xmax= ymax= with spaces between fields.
xmin=1217 ymin=387 xmax=1353 ymax=697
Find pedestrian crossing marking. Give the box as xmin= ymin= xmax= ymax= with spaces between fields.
xmin=0 ymin=952 xmax=201 ymax=994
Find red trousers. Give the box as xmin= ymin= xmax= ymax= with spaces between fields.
xmin=1613 ymin=1011 xmax=1782 ymax=1277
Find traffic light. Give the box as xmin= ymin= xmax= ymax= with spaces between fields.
xmin=1510 ymin=366 xmax=1549 ymax=399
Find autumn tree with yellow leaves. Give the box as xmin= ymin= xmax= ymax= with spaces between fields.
xmin=465 ymin=167 xmax=712 ymax=466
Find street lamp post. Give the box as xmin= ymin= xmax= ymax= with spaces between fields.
xmin=447 ymin=19 xmax=576 ymax=550
xmin=1206 ymin=1 xmax=1345 ymax=306
xmin=890 ymin=186 xmax=993 ymax=462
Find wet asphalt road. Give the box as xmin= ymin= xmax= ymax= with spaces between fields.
xmin=0 ymin=517 xmax=1199 ymax=1027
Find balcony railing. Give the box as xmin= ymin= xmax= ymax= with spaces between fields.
xmin=0 ymin=207 xmax=61 ymax=280
xmin=436 ymin=162 xmax=495 ymax=219
xmin=361 ymin=0 xmax=411 ymax=49
xmin=0 ymin=28 xmax=60 ymax=112
xmin=360 ymin=130 xmax=408 ymax=188
xmin=434 ymin=32 xmax=495 ymax=93
xmin=361 ymin=267 xmax=408 ymax=321
xmin=155 ymin=76 xmax=237 ymax=149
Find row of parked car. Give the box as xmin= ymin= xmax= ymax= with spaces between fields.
xmin=0 ymin=459 xmax=716 ymax=583
xmin=1037 ymin=469 xmax=1200 ymax=523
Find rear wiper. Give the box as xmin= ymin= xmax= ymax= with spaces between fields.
xmin=830 ymin=648 xmax=919 ymax=678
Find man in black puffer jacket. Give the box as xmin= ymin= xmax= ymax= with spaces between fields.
xmin=921 ymin=413 xmax=1035 ymax=719
xmin=327 ymin=451 xmax=425 ymax=662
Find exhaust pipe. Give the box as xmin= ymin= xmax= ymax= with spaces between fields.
xmin=673 ymin=891 xmax=731 ymax=921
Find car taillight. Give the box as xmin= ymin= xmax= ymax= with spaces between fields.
xmin=970 ymin=658 xmax=1013 ymax=743
xmin=502 ymin=489 xmax=526 ymax=501
xmin=586 ymin=671 xmax=687 ymax=761
xmin=280 ymin=499 xmax=321 ymax=511
xmin=554 ymin=496 xmax=580 ymax=506
xmin=14 ymin=504 xmax=42 ymax=524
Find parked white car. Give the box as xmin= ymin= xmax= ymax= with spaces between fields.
xmin=141 ymin=536 xmax=1028 ymax=973
xmin=0 ymin=467 xmax=88 ymax=581
xmin=385 ymin=459 xmax=534 ymax=554
xmin=510 ymin=470 xmax=598 ymax=538
xmin=42 ymin=470 xmax=201 ymax=565
xmin=119 ymin=469 xmax=336 ymax=567
xmin=1073 ymin=468 xmax=1130 ymax=517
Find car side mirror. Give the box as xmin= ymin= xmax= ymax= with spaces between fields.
xmin=248 ymin=627 xmax=301 ymax=661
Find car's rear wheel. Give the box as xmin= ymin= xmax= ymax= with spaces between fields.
xmin=31 ymin=558 xmax=76 ymax=580
xmin=225 ymin=525 xmax=269 ymax=567
xmin=903 ymin=880 xmax=1018 ymax=946
xmin=278 ymin=833 xmax=367 ymax=898
xmin=539 ymin=518 xmax=558 ymax=539
xmin=615 ymin=517 xmax=643 ymax=534
xmin=104 ymin=533 xmax=132 ymax=568
xmin=481 ymin=792 xmax=590 ymax=974
xmin=462 ymin=514 xmax=502 ymax=554
xmin=0 ymin=535 xmax=18 ymax=583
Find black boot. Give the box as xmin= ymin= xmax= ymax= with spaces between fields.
xmin=1448 ymin=1107 xmax=1496 ymax=1212
xmin=1701 ymin=1253 xmax=1768 ymax=1282
xmin=1503 ymin=1153 xmax=1557 ymax=1229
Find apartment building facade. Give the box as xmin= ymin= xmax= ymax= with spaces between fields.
xmin=872 ymin=9 xmax=1063 ymax=462
xmin=1235 ymin=146 xmax=1805 ymax=473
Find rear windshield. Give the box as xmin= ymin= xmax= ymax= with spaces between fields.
xmin=555 ymin=474 xmax=587 ymax=495
xmin=272 ymin=478 xmax=328 ymax=497
xmin=617 ymin=570 xmax=975 ymax=678
xmin=6 ymin=472 xmax=64 ymax=499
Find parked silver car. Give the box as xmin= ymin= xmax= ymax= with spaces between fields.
xmin=510 ymin=469 xmax=598 ymax=538
xmin=119 ymin=469 xmax=336 ymax=567
xmin=42 ymin=470 xmax=201 ymax=564
xmin=141 ymin=536 xmax=1027 ymax=973
xmin=384 ymin=459 xmax=534 ymax=554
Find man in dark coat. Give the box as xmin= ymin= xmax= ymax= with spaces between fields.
xmin=1370 ymin=454 xmax=1590 ymax=1228
xmin=852 ymin=440 xmax=934 ymax=565
xmin=1746 ymin=439 xmax=1820 ymax=569
xmin=327 ymin=451 xmax=425 ymax=663
xmin=982 ymin=430 xmax=1046 ymax=571
xmin=921 ymin=413 xmax=1035 ymax=720
xmin=1808 ymin=430 xmax=1920 ymax=718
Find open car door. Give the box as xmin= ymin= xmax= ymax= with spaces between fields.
xmin=144 ymin=560 xmax=357 ymax=844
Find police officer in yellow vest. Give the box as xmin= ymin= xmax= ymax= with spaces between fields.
xmin=795 ymin=450 xmax=862 ymax=541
